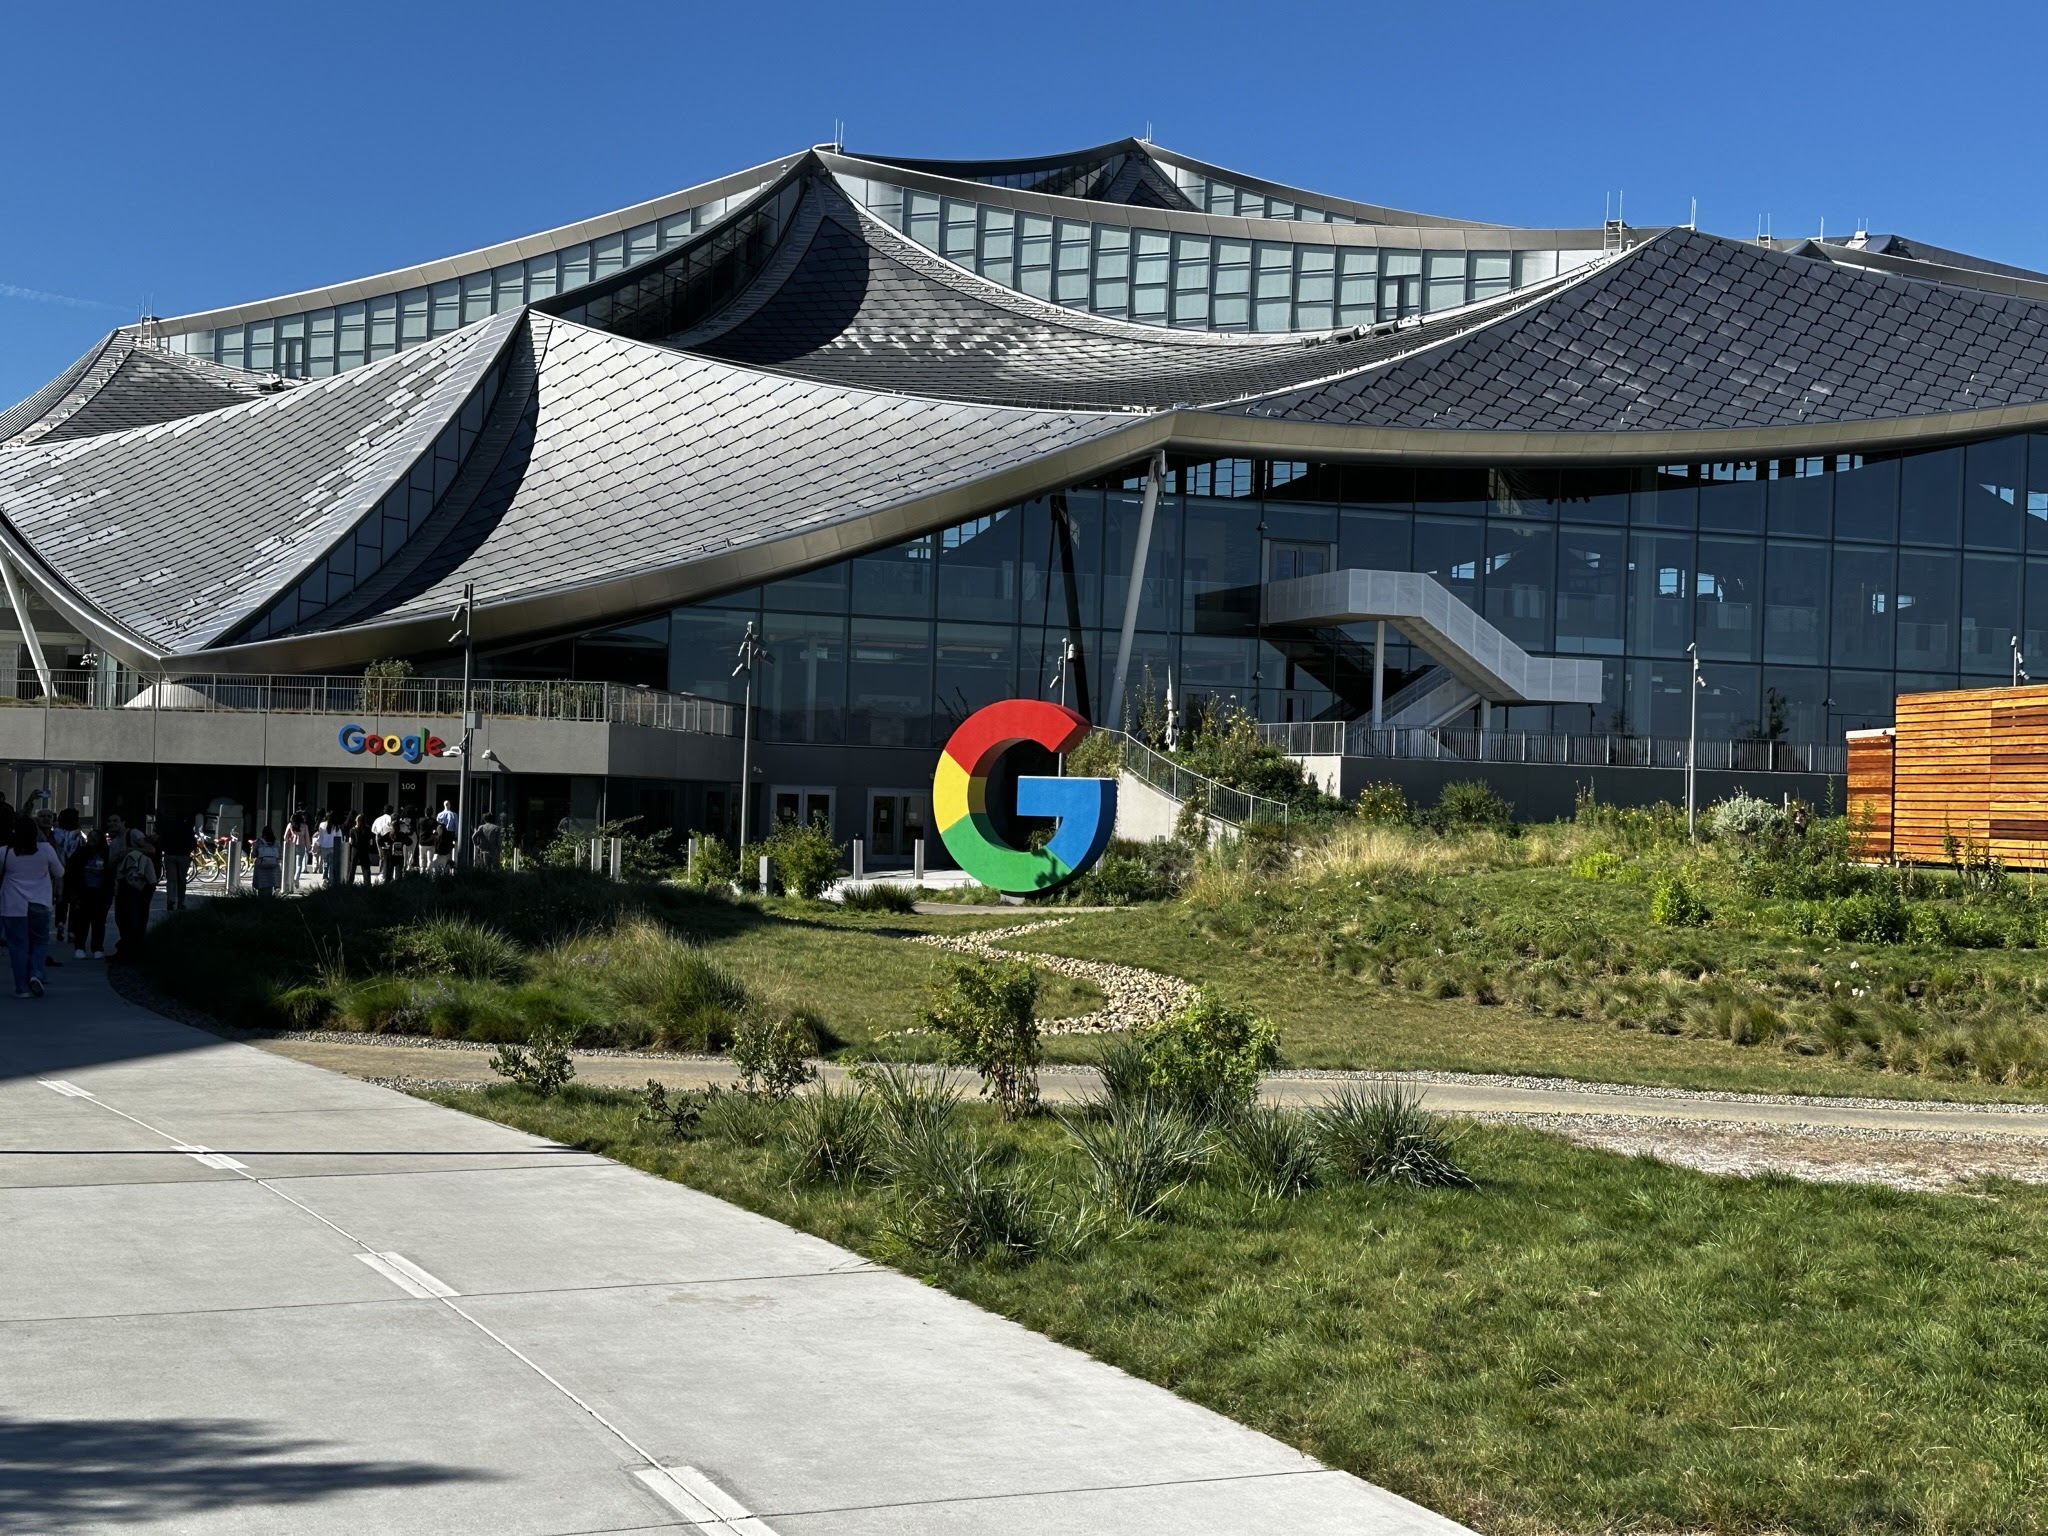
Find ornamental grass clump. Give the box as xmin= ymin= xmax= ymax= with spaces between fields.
xmin=780 ymin=1079 xmax=878 ymax=1185
xmin=1222 ymin=1105 xmax=1321 ymax=1201
xmin=1063 ymin=1099 xmax=1210 ymax=1223
xmin=862 ymin=1061 xmax=965 ymax=1181
xmin=1311 ymin=1081 xmax=1473 ymax=1189
xmin=390 ymin=916 xmax=524 ymax=984
xmin=883 ymin=1131 xmax=1041 ymax=1264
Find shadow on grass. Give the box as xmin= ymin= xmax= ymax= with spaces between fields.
xmin=0 ymin=1412 xmax=495 ymax=1532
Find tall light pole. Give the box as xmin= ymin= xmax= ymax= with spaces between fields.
xmin=452 ymin=582 xmax=476 ymax=870
xmin=2013 ymin=634 xmax=2029 ymax=688
xmin=732 ymin=622 xmax=771 ymax=852
xmin=1685 ymin=642 xmax=1704 ymax=840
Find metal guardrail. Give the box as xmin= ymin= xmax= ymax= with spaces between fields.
xmin=1257 ymin=720 xmax=1844 ymax=776
xmin=1105 ymin=731 xmax=1292 ymax=827
xmin=7 ymin=669 xmax=734 ymax=737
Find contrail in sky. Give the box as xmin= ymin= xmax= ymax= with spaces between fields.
xmin=0 ymin=282 xmax=117 ymax=309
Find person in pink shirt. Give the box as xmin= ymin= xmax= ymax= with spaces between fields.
xmin=0 ymin=817 xmax=66 ymax=998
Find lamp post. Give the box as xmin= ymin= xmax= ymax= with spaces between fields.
xmin=2013 ymin=634 xmax=2029 ymax=688
xmin=452 ymin=582 xmax=475 ymax=869
xmin=732 ymin=622 xmax=772 ymax=854
xmin=1685 ymin=642 xmax=1704 ymax=840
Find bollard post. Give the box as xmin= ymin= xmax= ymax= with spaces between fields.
xmin=609 ymin=837 xmax=622 ymax=880
xmin=511 ymin=846 xmax=521 ymax=872
xmin=912 ymin=836 xmax=925 ymax=884
xmin=852 ymin=836 xmax=864 ymax=881
xmin=227 ymin=840 xmax=242 ymax=892
xmin=758 ymin=854 xmax=771 ymax=895
xmin=686 ymin=835 xmax=696 ymax=878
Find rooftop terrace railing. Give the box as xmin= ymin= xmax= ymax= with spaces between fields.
xmin=8 ymin=670 xmax=735 ymax=737
xmin=1257 ymin=720 xmax=1845 ymax=777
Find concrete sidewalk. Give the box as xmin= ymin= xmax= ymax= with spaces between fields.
xmin=0 ymin=968 xmax=1467 ymax=1535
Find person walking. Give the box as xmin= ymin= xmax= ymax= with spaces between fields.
xmin=49 ymin=808 xmax=84 ymax=954
xmin=428 ymin=817 xmax=456 ymax=876
xmin=349 ymin=813 xmax=377 ymax=886
xmin=251 ymin=826 xmax=282 ymax=896
xmin=110 ymin=835 xmax=159 ymax=964
xmin=65 ymin=831 xmax=113 ymax=959
xmin=159 ymin=814 xmax=196 ymax=912
xmin=283 ymin=813 xmax=310 ymax=889
xmin=316 ymin=814 xmax=344 ymax=888
xmin=0 ymin=818 xmax=64 ymax=997
xmin=470 ymin=811 xmax=503 ymax=871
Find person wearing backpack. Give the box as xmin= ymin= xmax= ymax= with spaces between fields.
xmin=111 ymin=836 xmax=159 ymax=964
xmin=64 ymin=831 xmax=113 ymax=959
xmin=251 ymin=826 xmax=283 ymax=895
xmin=0 ymin=817 xmax=65 ymax=997
xmin=429 ymin=818 xmax=456 ymax=876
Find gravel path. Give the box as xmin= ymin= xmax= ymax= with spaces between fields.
xmin=912 ymin=918 xmax=1198 ymax=1035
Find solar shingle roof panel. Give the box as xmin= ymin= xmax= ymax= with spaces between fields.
xmin=673 ymin=180 xmax=1569 ymax=411
xmin=0 ymin=311 xmax=520 ymax=652
xmin=355 ymin=313 xmax=1140 ymax=626
xmin=1226 ymin=228 xmax=2048 ymax=431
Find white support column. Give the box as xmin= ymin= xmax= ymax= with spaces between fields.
xmin=0 ymin=557 xmax=53 ymax=700
xmin=1107 ymin=450 xmax=1168 ymax=728
xmin=1372 ymin=620 xmax=1385 ymax=726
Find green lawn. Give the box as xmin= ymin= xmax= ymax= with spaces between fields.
xmin=432 ymin=1082 xmax=2048 ymax=1536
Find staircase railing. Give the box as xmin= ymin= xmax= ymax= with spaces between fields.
xmin=1096 ymin=730 xmax=1291 ymax=828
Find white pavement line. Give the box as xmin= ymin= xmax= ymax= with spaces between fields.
xmin=356 ymin=1252 xmax=460 ymax=1300
xmin=37 ymin=1079 xmax=95 ymax=1097
xmin=170 ymin=1142 xmax=248 ymax=1172
xmin=634 ymin=1466 xmax=779 ymax=1534
xmin=57 ymin=1080 xmax=713 ymax=1501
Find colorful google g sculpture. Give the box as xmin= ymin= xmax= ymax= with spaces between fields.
xmin=932 ymin=699 xmax=1117 ymax=894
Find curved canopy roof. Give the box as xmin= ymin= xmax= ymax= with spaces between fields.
xmin=9 ymin=142 xmax=2048 ymax=676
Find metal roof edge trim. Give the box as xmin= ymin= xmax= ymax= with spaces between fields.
xmin=150 ymin=152 xmax=808 ymax=337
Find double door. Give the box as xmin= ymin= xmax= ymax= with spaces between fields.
xmin=318 ymin=771 xmax=464 ymax=826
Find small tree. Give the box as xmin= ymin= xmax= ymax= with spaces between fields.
xmin=730 ymin=1011 xmax=819 ymax=1100
xmin=361 ymin=657 xmax=416 ymax=712
xmin=925 ymin=957 xmax=1041 ymax=1120
xmin=489 ymin=1019 xmax=575 ymax=1096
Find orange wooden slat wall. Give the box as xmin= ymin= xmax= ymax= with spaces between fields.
xmin=1846 ymin=731 xmax=1894 ymax=860
xmin=1852 ymin=684 xmax=2048 ymax=868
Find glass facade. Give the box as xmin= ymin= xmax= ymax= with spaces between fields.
xmin=621 ymin=432 xmax=2048 ymax=752
xmin=837 ymin=176 xmax=1598 ymax=331
xmin=1159 ymin=163 xmax=1361 ymax=223
xmin=168 ymin=181 xmax=770 ymax=378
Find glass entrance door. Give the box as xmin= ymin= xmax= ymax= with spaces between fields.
xmin=770 ymin=785 xmax=834 ymax=835
xmin=866 ymin=790 xmax=927 ymax=862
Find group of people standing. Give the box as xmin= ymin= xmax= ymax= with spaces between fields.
xmin=0 ymin=800 xmax=161 ymax=1000
xmin=310 ymin=801 xmax=502 ymax=888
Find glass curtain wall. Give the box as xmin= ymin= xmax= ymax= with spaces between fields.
xmin=633 ymin=433 xmax=2048 ymax=752
xmin=837 ymin=177 xmax=1598 ymax=332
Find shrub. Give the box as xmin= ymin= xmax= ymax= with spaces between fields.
xmin=635 ymin=1079 xmax=723 ymax=1139
xmin=765 ymin=819 xmax=844 ymax=900
xmin=1571 ymin=850 xmax=1625 ymax=882
xmin=1435 ymin=779 xmax=1514 ymax=833
xmin=1651 ymin=871 xmax=1711 ymax=927
xmin=781 ymin=1080 xmax=878 ymax=1184
xmin=1063 ymin=729 xmax=1123 ymax=779
xmin=1707 ymin=793 xmax=1785 ymax=845
xmin=924 ymin=957 xmax=1041 ymax=1120
xmin=839 ymin=882 xmax=919 ymax=914
xmin=730 ymin=1012 xmax=819 ymax=1100
xmin=684 ymin=834 xmax=739 ymax=889
xmin=389 ymin=917 xmax=524 ymax=983
xmin=1800 ymin=888 xmax=1909 ymax=944
xmin=489 ymin=1018 xmax=576 ymax=1096
xmin=1354 ymin=781 xmax=1410 ymax=826
xmin=1063 ymin=1100 xmax=1210 ymax=1222
xmin=1223 ymin=1106 xmax=1320 ymax=1200
xmin=1132 ymin=989 xmax=1281 ymax=1119
xmin=1311 ymin=1081 xmax=1473 ymax=1188
xmin=539 ymin=816 xmax=679 ymax=879
xmin=1063 ymin=839 xmax=1189 ymax=906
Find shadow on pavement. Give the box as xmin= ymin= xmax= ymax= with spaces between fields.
xmin=0 ymin=1413 xmax=497 ymax=1531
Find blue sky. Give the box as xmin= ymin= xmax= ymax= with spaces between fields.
xmin=6 ymin=1 xmax=2044 ymax=408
